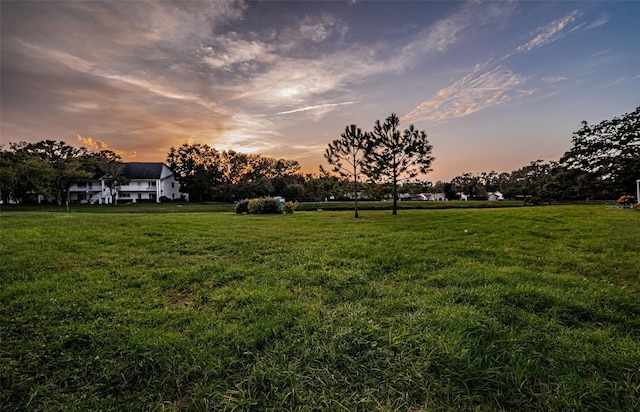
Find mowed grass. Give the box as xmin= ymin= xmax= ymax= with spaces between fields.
xmin=1 ymin=206 xmax=638 ymax=411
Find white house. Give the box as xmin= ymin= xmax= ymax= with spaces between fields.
xmin=69 ymin=162 xmax=185 ymax=204
xmin=117 ymin=163 xmax=184 ymax=203
xmin=487 ymin=191 xmax=504 ymax=201
xmin=421 ymin=193 xmax=447 ymax=201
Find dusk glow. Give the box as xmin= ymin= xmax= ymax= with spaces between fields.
xmin=1 ymin=0 xmax=638 ymax=181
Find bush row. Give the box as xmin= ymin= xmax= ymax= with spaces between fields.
xmin=235 ymin=197 xmax=298 ymax=214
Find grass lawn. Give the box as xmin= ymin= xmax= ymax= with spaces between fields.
xmin=1 ymin=205 xmax=639 ymax=411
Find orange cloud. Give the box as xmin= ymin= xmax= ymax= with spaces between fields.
xmin=76 ymin=134 xmax=126 ymax=157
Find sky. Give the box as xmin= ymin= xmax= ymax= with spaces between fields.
xmin=1 ymin=0 xmax=638 ymax=182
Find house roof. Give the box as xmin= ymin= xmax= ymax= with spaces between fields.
xmin=123 ymin=163 xmax=166 ymax=179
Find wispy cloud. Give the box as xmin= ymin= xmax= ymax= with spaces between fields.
xmin=403 ymin=66 xmax=527 ymax=123
xmin=502 ymin=10 xmax=581 ymax=60
xmin=402 ymin=1 xmax=516 ymax=59
xmin=585 ymin=13 xmax=610 ymax=30
xmin=542 ymin=76 xmax=568 ymax=84
xmin=404 ymin=7 xmax=609 ymax=125
xmin=215 ymin=114 xmax=282 ymax=154
xmin=299 ymin=14 xmax=347 ymax=43
xmin=230 ymin=49 xmax=385 ymax=109
xmin=232 ymin=0 xmax=515 ymax=111
xmin=201 ymin=36 xmax=277 ymax=70
xmin=17 ymin=40 xmax=219 ymax=111
xmin=275 ymin=101 xmax=356 ymax=115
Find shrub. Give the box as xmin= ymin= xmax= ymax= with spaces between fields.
xmin=283 ymin=201 xmax=298 ymax=214
xmin=262 ymin=197 xmax=280 ymax=214
xmin=235 ymin=199 xmax=250 ymax=214
xmin=247 ymin=198 xmax=263 ymax=214
xmin=246 ymin=197 xmax=280 ymax=214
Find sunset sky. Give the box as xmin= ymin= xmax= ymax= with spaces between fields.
xmin=1 ymin=0 xmax=638 ymax=182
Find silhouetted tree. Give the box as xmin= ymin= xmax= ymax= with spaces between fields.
xmin=504 ymin=160 xmax=552 ymax=202
xmin=24 ymin=140 xmax=92 ymax=206
xmin=87 ymin=150 xmax=127 ymax=204
xmin=560 ymin=105 xmax=640 ymax=197
xmin=451 ymin=172 xmax=485 ymax=199
xmin=167 ymin=143 xmax=221 ymax=202
xmin=0 ymin=142 xmax=53 ymax=204
xmin=365 ymin=113 xmax=434 ymax=215
xmin=325 ymin=124 xmax=370 ymax=218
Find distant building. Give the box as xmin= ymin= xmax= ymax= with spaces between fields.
xmin=487 ymin=191 xmax=504 ymax=201
xmin=69 ymin=162 xmax=186 ymax=204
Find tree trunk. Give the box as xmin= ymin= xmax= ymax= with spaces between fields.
xmin=354 ymin=173 xmax=359 ymax=219
xmin=392 ymin=174 xmax=398 ymax=215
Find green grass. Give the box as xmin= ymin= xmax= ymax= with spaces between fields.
xmin=1 ymin=206 xmax=639 ymax=411
xmin=0 ymin=199 xmax=523 ymax=214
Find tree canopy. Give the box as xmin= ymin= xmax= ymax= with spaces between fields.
xmin=167 ymin=143 xmax=302 ymax=202
xmin=325 ymin=124 xmax=369 ymax=218
xmin=365 ymin=113 xmax=434 ymax=215
xmin=560 ymin=105 xmax=640 ymax=196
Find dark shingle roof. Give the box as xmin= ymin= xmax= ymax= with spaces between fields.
xmin=122 ymin=163 xmax=165 ymax=179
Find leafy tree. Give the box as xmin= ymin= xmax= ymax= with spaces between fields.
xmin=560 ymin=105 xmax=640 ymax=197
xmin=479 ymin=170 xmax=501 ymax=193
xmin=86 ymin=150 xmax=127 ymax=204
xmin=167 ymin=143 xmax=221 ymax=202
xmin=23 ymin=140 xmax=92 ymax=206
xmin=0 ymin=143 xmax=53 ymax=204
xmin=503 ymin=160 xmax=552 ymax=202
xmin=365 ymin=113 xmax=434 ymax=215
xmin=255 ymin=157 xmax=301 ymax=180
xmin=325 ymin=124 xmax=370 ymax=218
xmin=402 ymin=180 xmax=432 ymax=196
xmin=218 ymin=150 xmax=254 ymax=185
xmin=430 ymin=181 xmax=456 ymax=201
xmin=539 ymin=164 xmax=605 ymax=201
xmin=304 ymin=168 xmax=343 ymax=201
xmin=450 ymin=172 xmax=485 ymax=199
xmin=167 ymin=144 xmax=303 ymax=202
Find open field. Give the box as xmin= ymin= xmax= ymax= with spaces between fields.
xmin=1 ymin=205 xmax=639 ymax=411
xmin=0 ymin=199 xmax=525 ymax=214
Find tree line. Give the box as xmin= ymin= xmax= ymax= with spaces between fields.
xmin=446 ymin=105 xmax=639 ymax=203
xmin=0 ymin=141 xmax=126 ymax=206
xmin=1 ymin=106 xmax=637 ymax=207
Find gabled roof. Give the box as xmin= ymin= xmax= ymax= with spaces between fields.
xmin=123 ymin=162 xmax=166 ymax=179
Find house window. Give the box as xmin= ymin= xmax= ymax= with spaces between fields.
xmin=120 ymin=193 xmax=131 ymax=198
xmin=149 ymin=181 xmax=156 ymax=187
